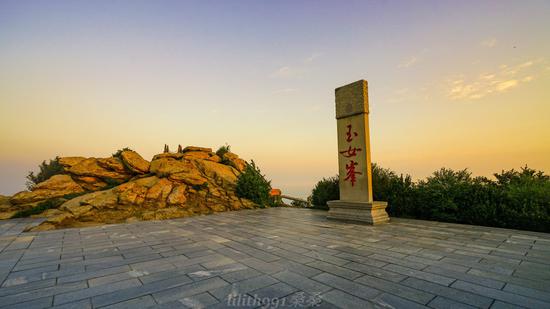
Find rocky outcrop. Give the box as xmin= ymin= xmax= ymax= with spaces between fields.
xmin=120 ymin=150 xmax=150 ymax=174
xmin=10 ymin=175 xmax=85 ymax=205
xmin=2 ymin=146 xmax=256 ymax=230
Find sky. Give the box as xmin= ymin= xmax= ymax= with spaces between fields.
xmin=1 ymin=0 xmax=549 ymax=198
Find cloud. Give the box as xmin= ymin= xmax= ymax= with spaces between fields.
xmin=481 ymin=38 xmax=497 ymax=48
xmin=446 ymin=58 xmax=545 ymax=100
xmin=304 ymin=52 xmax=323 ymax=63
xmin=270 ymin=66 xmax=298 ymax=78
xmin=398 ymin=56 xmax=418 ymax=68
xmin=270 ymin=52 xmax=323 ymax=79
xmin=495 ymin=80 xmax=518 ymax=91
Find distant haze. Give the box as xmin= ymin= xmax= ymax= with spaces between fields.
xmin=1 ymin=1 xmax=549 ymax=198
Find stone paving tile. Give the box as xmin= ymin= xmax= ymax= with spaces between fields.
xmin=53 ymin=278 xmax=141 ymax=306
xmin=383 ymin=263 xmax=456 ymax=286
xmin=209 ymin=274 xmax=278 ymax=301
xmin=273 ymin=270 xmax=331 ymax=294
xmin=152 ymin=277 xmax=228 ymax=304
xmin=401 ymin=277 xmax=493 ymax=308
xmin=321 ymin=289 xmax=375 ymax=308
xmin=306 ymin=260 xmax=363 ymax=280
xmin=372 ymin=293 xmax=430 ymax=309
xmin=162 ymin=292 xmax=219 ymax=308
xmin=313 ymin=272 xmax=381 ymax=300
xmin=428 ymin=296 xmax=477 ymax=309
xmin=451 ymin=280 xmax=550 ymax=308
xmin=355 ymin=273 xmax=435 ymax=304
xmin=0 ymin=295 xmax=53 ymax=309
xmin=101 ymin=295 xmax=156 ymax=309
xmin=1 ymin=208 xmax=550 ymax=309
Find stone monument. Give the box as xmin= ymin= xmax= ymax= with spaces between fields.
xmin=327 ymin=80 xmax=390 ymax=224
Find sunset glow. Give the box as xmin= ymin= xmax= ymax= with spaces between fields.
xmin=1 ymin=0 xmax=549 ymax=197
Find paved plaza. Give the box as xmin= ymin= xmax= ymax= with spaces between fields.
xmin=0 ymin=208 xmax=549 ymax=308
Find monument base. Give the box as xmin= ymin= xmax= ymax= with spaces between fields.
xmin=327 ymin=200 xmax=390 ymax=225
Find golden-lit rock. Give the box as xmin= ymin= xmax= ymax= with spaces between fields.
xmin=0 ymin=211 xmax=17 ymax=220
xmin=58 ymin=157 xmax=87 ymax=169
xmin=69 ymin=158 xmax=132 ymax=181
xmin=206 ymin=154 xmax=221 ymax=163
xmin=74 ymin=176 xmax=107 ymax=191
xmin=60 ymin=189 xmax=118 ymax=213
xmin=152 ymin=153 xmax=185 ymax=160
xmin=97 ymin=157 xmax=128 ymax=174
xmin=166 ymin=184 xmax=187 ymax=206
xmin=120 ymin=150 xmax=150 ymax=174
xmin=10 ymin=175 xmax=85 ymax=205
xmin=168 ymin=172 xmax=208 ymax=186
xmin=145 ymin=178 xmax=173 ymax=207
xmin=150 ymin=158 xmax=195 ymax=176
xmin=182 ymin=151 xmax=210 ymax=161
xmin=183 ymin=146 xmax=212 ymax=153
xmin=222 ymin=152 xmax=247 ymax=172
xmin=45 ymin=212 xmax=74 ymax=225
xmin=195 ymin=160 xmax=238 ymax=189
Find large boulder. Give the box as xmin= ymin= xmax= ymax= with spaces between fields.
xmin=150 ymin=157 xmax=208 ymax=186
xmin=144 ymin=178 xmax=173 ymax=208
xmin=120 ymin=150 xmax=150 ymax=174
xmin=68 ymin=158 xmax=132 ymax=181
xmin=167 ymin=184 xmax=187 ymax=206
xmin=222 ymin=152 xmax=247 ymax=172
xmin=10 ymin=175 xmax=85 ymax=205
xmin=183 ymin=146 xmax=212 ymax=153
xmin=195 ymin=160 xmax=239 ymax=190
xmin=58 ymin=157 xmax=87 ymax=169
xmin=74 ymin=176 xmax=107 ymax=191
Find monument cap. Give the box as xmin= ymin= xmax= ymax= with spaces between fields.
xmin=335 ymin=79 xmax=369 ymax=119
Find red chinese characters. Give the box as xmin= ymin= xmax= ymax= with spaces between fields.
xmin=345 ymin=124 xmax=358 ymax=142
xmin=340 ymin=124 xmax=362 ymax=186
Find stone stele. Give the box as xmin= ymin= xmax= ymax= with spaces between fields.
xmin=327 ymin=80 xmax=390 ymax=224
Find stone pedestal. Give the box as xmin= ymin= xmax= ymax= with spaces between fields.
xmin=327 ymin=200 xmax=389 ymax=225
xmin=328 ymin=80 xmax=389 ymax=224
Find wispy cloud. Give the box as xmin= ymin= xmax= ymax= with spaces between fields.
xmin=481 ymin=38 xmax=497 ymax=48
xmin=270 ymin=66 xmax=302 ymax=78
xmin=398 ymin=56 xmax=418 ymax=69
xmin=270 ymin=52 xmax=322 ymax=79
xmin=446 ymin=59 xmax=545 ymax=100
xmin=304 ymin=52 xmax=323 ymax=63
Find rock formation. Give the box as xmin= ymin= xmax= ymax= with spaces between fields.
xmin=0 ymin=147 xmax=252 ymax=231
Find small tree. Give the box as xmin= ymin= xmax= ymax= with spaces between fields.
xmin=26 ymin=157 xmax=64 ymax=190
xmin=235 ymin=160 xmax=272 ymax=207
xmin=309 ymin=176 xmax=339 ymax=210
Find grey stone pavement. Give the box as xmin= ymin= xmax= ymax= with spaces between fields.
xmin=0 ymin=208 xmax=549 ymax=309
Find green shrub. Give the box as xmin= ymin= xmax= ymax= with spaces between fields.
xmin=26 ymin=157 xmax=64 ymax=190
xmin=291 ymin=200 xmax=309 ymax=208
xmin=112 ymin=147 xmax=133 ymax=158
xmin=309 ymin=176 xmax=339 ymax=210
xmin=192 ymin=182 xmax=209 ymax=191
xmin=216 ymin=144 xmax=231 ymax=158
xmin=216 ymin=144 xmax=231 ymax=165
xmin=235 ymin=160 xmax=272 ymax=207
xmin=312 ymin=164 xmax=550 ymax=233
xmin=12 ymin=198 xmax=66 ymax=218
